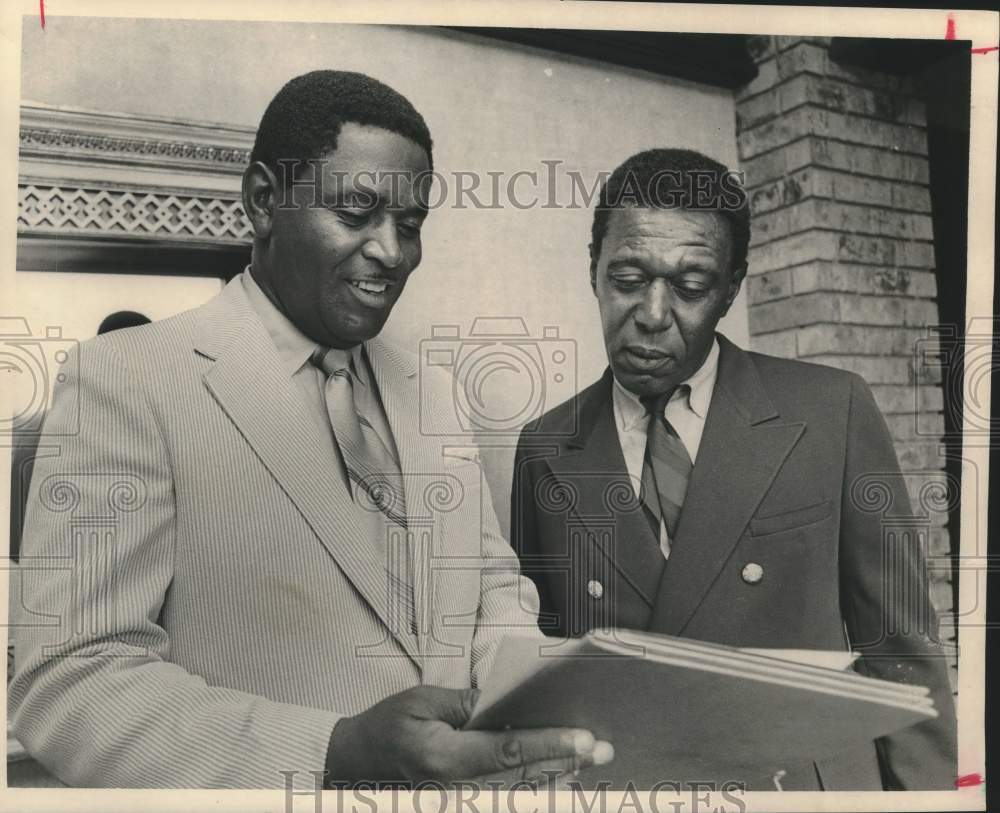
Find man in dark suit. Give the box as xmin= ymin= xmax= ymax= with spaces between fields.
xmin=511 ymin=148 xmax=956 ymax=791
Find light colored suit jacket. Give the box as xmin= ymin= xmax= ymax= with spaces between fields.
xmin=10 ymin=277 xmax=540 ymax=788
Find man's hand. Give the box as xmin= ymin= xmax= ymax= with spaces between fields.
xmin=325 ymin=686 xmax=613 ymax=787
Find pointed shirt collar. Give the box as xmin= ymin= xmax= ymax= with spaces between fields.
xmin=241 ymin=268 xmax=364 ymax=380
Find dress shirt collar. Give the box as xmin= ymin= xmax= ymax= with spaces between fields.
xmin=612 ymin=336 xmax=720 ymax=430
xmin=242 ymin=268 xmax=364 ymax=380
xmin=680 ymin=337 xmax=719 ymax=419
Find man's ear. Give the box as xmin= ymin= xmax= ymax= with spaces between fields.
xmin=588 ymin=244 xmax=598 ymax=295
xmin=242 ymin=161 xmax=279 ymax=240
xmin=720 ymin=263 xmax=747 ymax=316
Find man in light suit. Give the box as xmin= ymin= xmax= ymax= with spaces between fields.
xmin=10 ymin=71 xmax=611 ymax=788
xmin=511 ymin=148 xmax=956 ymax=791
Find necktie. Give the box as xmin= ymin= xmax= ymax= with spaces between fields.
xmin=312 ymin=348 xmax=415 ymax=635
xmin=640 ymin=387 xmax=693 ymax=559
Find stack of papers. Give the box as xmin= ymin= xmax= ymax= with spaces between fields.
xmin=466 ymin=630 xmax=937 ymax=788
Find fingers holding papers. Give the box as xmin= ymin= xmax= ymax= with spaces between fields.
xmin=325 ymin=685 xmax=613 ymax=788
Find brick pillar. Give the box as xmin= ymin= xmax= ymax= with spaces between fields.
xmin=734 ymin=36 xmax=956 ymax=691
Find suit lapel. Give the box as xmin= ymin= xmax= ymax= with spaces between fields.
xmin=647 ymin=336 xmax=805 ymax=635
xmin=194 ymin=280 xmax=421 ymax=666
xmin=546 ymin=371 xmax=667 ymax=617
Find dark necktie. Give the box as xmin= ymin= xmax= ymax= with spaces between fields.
xmin=639 ymin=387 xmax=694 ymax=556
xmin=312 ymin=347 xmax=415 ymax=635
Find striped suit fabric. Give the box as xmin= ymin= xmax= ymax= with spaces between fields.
xmin=9 ymin=276 xmax=541 ymax=788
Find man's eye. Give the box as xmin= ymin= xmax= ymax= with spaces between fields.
xmin=397 ymin=221 xmax=422 ymax=239
xmin=611 ymin=276 xmax=645 ymax=289
xmin=334 ymin=208 xmax=372 ymax=226
xmin=674 ymin=284 xmax=710 ymax=300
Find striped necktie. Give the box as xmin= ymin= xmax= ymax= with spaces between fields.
xmin=312 ymin=347 xmax=415 ymax=635
xmin=639 ymin=386 xmax=693 ymax=557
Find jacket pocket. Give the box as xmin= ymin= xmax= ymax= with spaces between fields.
xmin=749 ymin=499 xmax=832 ymax=537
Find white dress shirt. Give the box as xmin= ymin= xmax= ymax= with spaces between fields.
xmin=611 ymin=337 xmax=720 ymax=560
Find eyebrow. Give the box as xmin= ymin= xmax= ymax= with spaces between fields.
xmin=606 ymin=259 xmax=645 ymax=271
xmin=394 ymin=201 xmax=429 ymax=218
xmin=321 ymin=189 xmax=429 ymax=217
xmin=606 ymin=257 xmax=719 ymax=274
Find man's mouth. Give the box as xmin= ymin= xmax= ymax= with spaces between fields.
xmin=626 ymin=346 xmax=670 ymax=360
xmin=347 ymin=278 xmax=396 ymax=308
xmin=622 ymin=345 xmax=674 ymax=370
xmin=350 ymin=280 xmax=393 ymax=294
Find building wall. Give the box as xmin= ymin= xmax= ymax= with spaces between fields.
xmin=734 ymin=35 xmax=957 ymax=692
xmin=13 ymin=272 xmax=223 ymax=343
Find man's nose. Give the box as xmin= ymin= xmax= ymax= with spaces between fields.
xmin=634 ymin=279 xmax=674 ymax=332
xmin=361 ymin=217 xmax=403 ymax=269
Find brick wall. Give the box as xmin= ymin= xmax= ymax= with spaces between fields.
xmin=735 ymin=36 xmax=957 ymax=692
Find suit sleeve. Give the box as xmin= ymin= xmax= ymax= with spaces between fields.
xmin=508 ymin=430 xmax=558 ymax=633
xmin=9 ymin=340 xmax=341 ymax=789
xmin=468 ymin=434 xmax=543 ymax=689
xmin=838 ymin=373 xmax=957 ymax=790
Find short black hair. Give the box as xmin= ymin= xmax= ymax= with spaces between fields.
xmin=250 ymin=70 xmax=433 ymax=177
xmin=590 ymin=148 xmax=750 ymax=273
xmin=97 ymin=310 xmax=150 ymax=335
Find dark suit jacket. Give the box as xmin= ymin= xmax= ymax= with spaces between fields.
xmin=511 ymin=334 xmax=956 ymax=791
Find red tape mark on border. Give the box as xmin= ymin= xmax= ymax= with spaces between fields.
xmin=955 ymin=773 xmax=983 ymax=787
xmin=39 ymin=0 xmax=45 ymax=29
xmin=945 ymin=14 xmax=997 ymax=55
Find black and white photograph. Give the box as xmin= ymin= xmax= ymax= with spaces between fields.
xmin=1 ymin=2 xmax=995 ymax=811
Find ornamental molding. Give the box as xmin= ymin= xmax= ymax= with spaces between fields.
xmin=20 ymin=127 xmax=251 ymax=170
xmin=19 ymin=102 xmax=255 ymax=176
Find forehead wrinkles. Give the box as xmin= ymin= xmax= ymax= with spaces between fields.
xmin=607 ymin=208 xmax=729 ymax=265
xmin=615 ymin=209 xmax=723 ymax=243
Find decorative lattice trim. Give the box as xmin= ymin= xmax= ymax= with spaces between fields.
xmin=18 ymin=184 xmax=252 ymax=242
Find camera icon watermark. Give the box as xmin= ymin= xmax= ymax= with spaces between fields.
xmin=0 ymin=317 xmax=78 ymax=435
xmin=419 ymin=317 xmax=577 ymax=437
